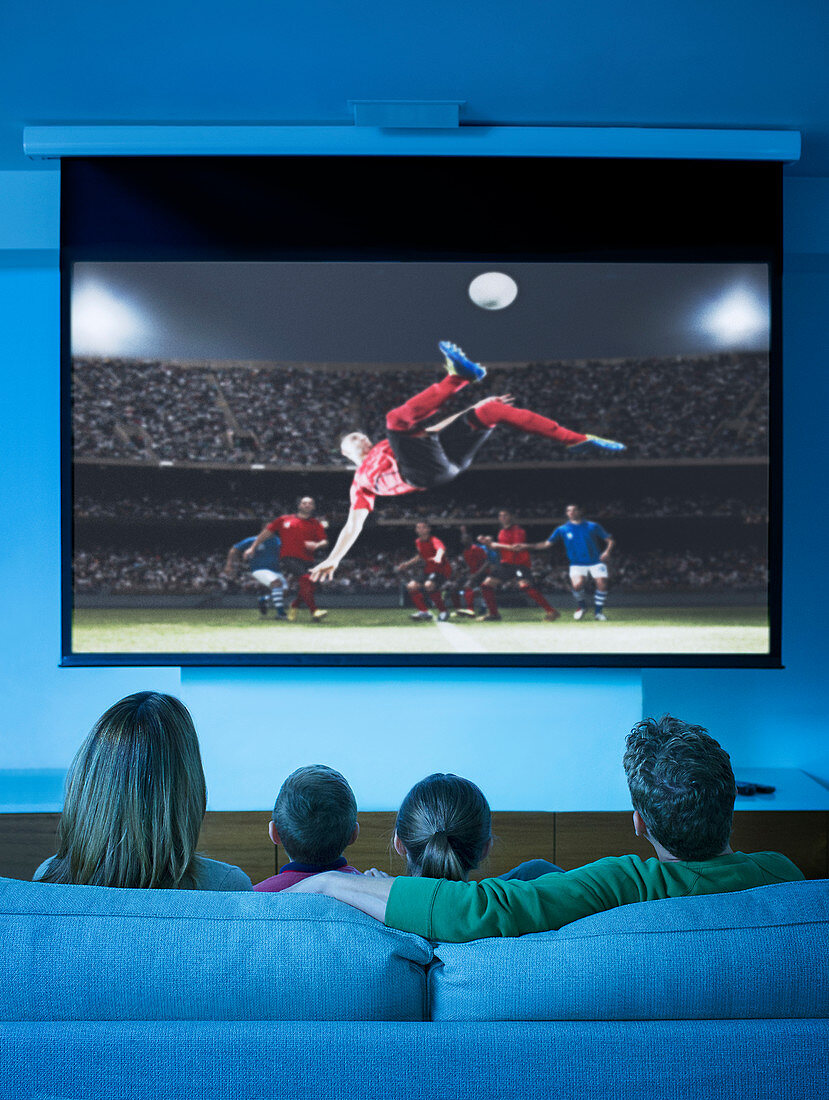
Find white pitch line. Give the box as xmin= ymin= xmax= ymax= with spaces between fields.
xmin=435 ymin=620 xmax=489 ymax=653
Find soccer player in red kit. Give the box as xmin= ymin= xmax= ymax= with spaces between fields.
xmin=479 ymin=509 xmax=560 ymax=622
xmin=395 ymin=521 xmax=456 ymax=621
xmin=310 ymin=342 xmax=624 ymax=583
xmin=245 ymin=496 xmax=329 ymax=620
xmin=455 ymin=524 xmax=492 ymax=618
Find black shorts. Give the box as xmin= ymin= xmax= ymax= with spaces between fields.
xmin=462 ymin=565 xmax=491 ymax=588
xmin=387 ymin=413 xmax=494 ymax=490
xmin=423 ymin=569 xmax=453 ymax=587
xmin=494 ymin=563 xmax=536 ymax=585
xmin=279 ymin=557 xmax=314 ymax=579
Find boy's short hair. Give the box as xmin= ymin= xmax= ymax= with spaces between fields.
xmin=273 ymin=765 xmax=358 ymax=865
xmin=623 ymin=715 xmax=736 ymax=861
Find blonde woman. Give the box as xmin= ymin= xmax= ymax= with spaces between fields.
xmin=34 ymin=692 xmax=251 ymax=890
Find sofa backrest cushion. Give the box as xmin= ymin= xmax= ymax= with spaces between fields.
xmin=429 ymin=880 xmax=829 ymax=1021
xmin=1 ymin=878 xmax=433 ymax=1021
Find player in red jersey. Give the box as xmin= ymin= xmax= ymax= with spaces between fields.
xmin=245 ymin=496 xmax=329 ymax=621
xmin=310 ymin=341 xmax=624 ymax=583
xmin=395 ymin=521 xmax=456 ymax=622
xmin=455 ymin=524 xmax=493 ymax=618
xmin=478 ymin=509 xmax=560 ymax=622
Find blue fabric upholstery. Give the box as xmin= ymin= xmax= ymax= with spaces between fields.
xmin=2 ymin=877 xmax=827 ymax=1100
xmin=2 ymin=1020 xmax=826 ymax=1100
xmin=429 ymin=880 xmax=829 ymax=1021
xmin=0 ymin=879 xmax=431 ymax=1021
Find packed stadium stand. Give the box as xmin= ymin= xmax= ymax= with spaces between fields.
xmin=73 ymin=546 xmax=769 ymax=598
xmin=74 ymin=493 xmax=768 ymax=524
xmin=70 ymin=353 xmax=770 ymax=603
xmin=73 ymin=353 xmax=769 ymax=465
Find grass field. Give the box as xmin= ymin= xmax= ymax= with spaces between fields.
xmin=73 ymin=606 xmax=770 ymax=656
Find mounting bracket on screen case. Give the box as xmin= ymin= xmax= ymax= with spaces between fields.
xmin=348 ymin=101 xmax=465 ymax=128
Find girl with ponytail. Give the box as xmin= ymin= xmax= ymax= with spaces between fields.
xmin=365 ymin=772 xmax=561 ymax=883
xmin=391 ymin=773 xmax=493 ymax=882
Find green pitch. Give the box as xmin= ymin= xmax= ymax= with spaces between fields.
xmin=73 ymin=607 xmax=770 ymax=656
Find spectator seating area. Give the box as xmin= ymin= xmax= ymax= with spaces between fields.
xmin=73 ymin=353 xmax=769 ymax=466
xmin=74 ymin=492 xmax=769 ymax=524
xmin=71 ymin=354 xmax=770 ymax=598
xmin=73 ymin=546 xmax=769 ymax=596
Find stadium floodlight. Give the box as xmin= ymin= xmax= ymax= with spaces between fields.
xmin=71 ymin=280 xmax=147 ymax=356
xmin=696 ymin=285 xmax=769 ymax=349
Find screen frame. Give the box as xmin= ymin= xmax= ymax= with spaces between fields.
xmin=60 ymin=155 xmax=783 ymax=669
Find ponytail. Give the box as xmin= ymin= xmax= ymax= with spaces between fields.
xmin=396 ymin=774 xmax=491 ymax=881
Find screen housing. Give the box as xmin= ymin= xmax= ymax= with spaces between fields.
xmin=60 ymin=155 xmax=782 ymax=668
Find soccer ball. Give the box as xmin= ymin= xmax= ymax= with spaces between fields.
xmin=468 ymin=271 xmax=518 ymax=311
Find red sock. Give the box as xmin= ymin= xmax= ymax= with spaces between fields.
xmin=299 ymin=574 xmax=318 ymax=613
xmin=411 ymin=590 xmax=429 ymax=613
xmin=430 ymin=591 xmax=447 ymax=614
xmin=464 ymin=589 xmax=476 ymax=611
xmin=524 ymin=586 xmax=555 ymax=613
xmin=385 ymin=376 xmax=467 ymax=432
xmin=482 ymin=587 xmax=499 ymax=615
xmin=473 ymin=400 xmax=586 ymax=447
xmin=450 ymin=590 xmax=462 ymax=610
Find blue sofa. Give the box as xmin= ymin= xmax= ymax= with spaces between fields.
xmin=2 ymin=876 xmax=827 ymax=1100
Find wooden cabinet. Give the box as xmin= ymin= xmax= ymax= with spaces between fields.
xmin=2 ymin=784 xmax=827 ymax=883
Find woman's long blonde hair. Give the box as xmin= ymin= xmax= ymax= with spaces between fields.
xmin=40 ymin=692 xmax=207 ymax=889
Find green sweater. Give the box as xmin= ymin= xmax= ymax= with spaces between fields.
xmin=384 ymin=851 xmax=804 ymax=942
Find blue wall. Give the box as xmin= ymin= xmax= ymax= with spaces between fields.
xmin=1 ymin=3 xmax=827 ymax=801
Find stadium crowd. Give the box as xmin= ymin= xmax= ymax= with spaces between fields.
xmin=75 ymin=495 xmax=299 ymax=522
xmin=74 ymin=493 xmax=768 ymax=524
xmin=363 ymin=494 xmax=768 ymax=523
xmin=73 ymin=546 xmax=768 ymax=597
xmin=539 ymin=549 xmax=769 ymax=594
xmin=72 ymin=549 xmax=401 ymax=596
xmin=73 ymin=353 xmax=769 ymax=466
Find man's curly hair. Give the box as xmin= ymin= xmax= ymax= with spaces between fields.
xmin=623 ymin=715 xmax=736 ymax=861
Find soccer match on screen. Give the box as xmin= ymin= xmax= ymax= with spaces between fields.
xmin=69 ymin=260 xmax=771 ymax=659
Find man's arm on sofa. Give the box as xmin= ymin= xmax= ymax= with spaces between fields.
xmin=282 ymin=854 xmax=807 ymax=942
xmin=384 ymin=858 xmax=651 ymax=941
xmin=284 ymin=858 xmax=643 ymax=940
xmin=285 ymin=871 xmax=394 ymax=922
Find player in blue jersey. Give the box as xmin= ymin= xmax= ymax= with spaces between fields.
xmin=223 ymin=533 xmax=287 ymax=619
xmin=523 ymin=504 xmax=615 ymax=621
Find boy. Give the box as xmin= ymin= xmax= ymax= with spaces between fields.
xmin=254 ymin=764 xmax=361 ymax=891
